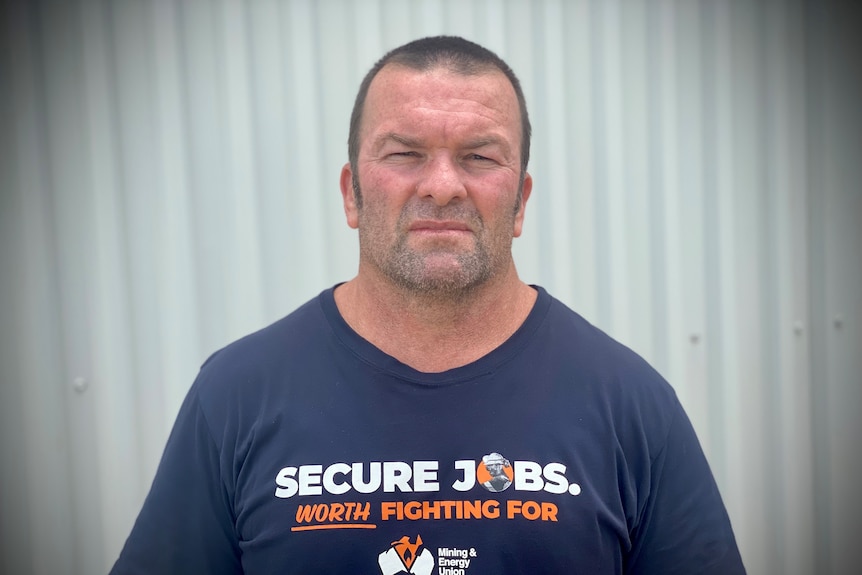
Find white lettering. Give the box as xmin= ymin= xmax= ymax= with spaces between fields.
xmin=437 ymin=548 xmax=469 ymax=558
xmin=514 ymin=461 xmax=543 ymax=491
xmin=276 ymin=459 xmax=572 ymax=498
xmin=322 ymin=462 xmax=352 ymax=495
xmin=352 ymin=462 xmax=382 ymax=494
xmin=383 ymin=461 xmax=412 ymax=492
xmin=542 ymin=462 xmax=569 ymax=494
xmin=274 ymin=466 xmax=298 ymax=498
xmin=438 ymin=558 xmax=471 ymax=568
xmin=451 ymin=460 xmax=476 ymax=491
xmin=413 ymin=460 xmax=440 ymax=492
xmin=298 ymin=464 xmax=323 ymax=495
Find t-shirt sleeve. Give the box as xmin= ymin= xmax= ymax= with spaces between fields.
xmin=109 ymin=384 xmax=242 ymax=575
xmin=627 ymin=401 xmax=746 ymax=574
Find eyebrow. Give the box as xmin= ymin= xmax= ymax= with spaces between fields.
xmin=375 ymin=133 xmax=423 ymax=149
xmin=373 ymin=132 xmax=512 ymax=156
xmin=462 ymin=137 xmax=509 ymax=151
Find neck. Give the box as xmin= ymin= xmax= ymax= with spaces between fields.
xmin=334 ymin=265 xmax=537 ymax=373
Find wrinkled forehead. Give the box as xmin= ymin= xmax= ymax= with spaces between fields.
xmin=360 ymin=64 xmax=522 ymax=146
xmin=372 ymin=62 xmax=516 ymax=105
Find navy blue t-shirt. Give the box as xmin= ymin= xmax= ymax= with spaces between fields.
xmin=111 ymin=286 xmax=745 ymax=574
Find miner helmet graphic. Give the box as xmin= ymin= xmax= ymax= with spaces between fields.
xmin=478 ymin=452 xmax=513 ymax=493
xmin=378 ymin=535 xmax=434 ymax=575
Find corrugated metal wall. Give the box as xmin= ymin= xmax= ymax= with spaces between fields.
xmin=1 ymin=1 xmax=860 ymax=574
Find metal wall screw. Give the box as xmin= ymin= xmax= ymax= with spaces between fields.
xmin=833 ymin=316 xmax=844 ymax=329
xmin=689 ymin=333 xmax=701 ymax=344
xmin=793 ymin=321 xmax=804 ymax=335
xmin=72 ymin=376 xmax=89 ymax=394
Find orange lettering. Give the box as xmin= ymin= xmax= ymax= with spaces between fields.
xmin=542 ymin=502 xmax=558 ymax=521
xmin=483 ymin=500 xmax=500 ymax=519
xmin=327 ymin=503 xmax=345 ymax=522
xmin=521 ymin=500 xmax=541 ymax=520
xmin=440 ymin=500 xmax=457 ymax=519
xmin=353 ymin=502 xmax=371 ymax=521
xmin=507 ymin=500 xmax=522 ymax=519
xmin=423 ymin=500 xmax=441 ymax=519
xmin=381 ymin=501 xmax=397 ymax=520
xmin=295 ymin=504 xmax=316 ymax=523
xmin=314 ymin=505 xmax=328 ymax=522
xmin=404 ymin=501 xmax=422 ymax=520
xmin=463 ymin=500 xmax=482 ymax=519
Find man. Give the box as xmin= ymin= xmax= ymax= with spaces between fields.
xmin=111 ymin=36 xmax=745 ymax=574
xmin=479 ymin=452 xmax=514 ymax=493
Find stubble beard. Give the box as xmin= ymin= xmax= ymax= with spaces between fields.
xmin=355 ymin=182 xmax=517 ymax=300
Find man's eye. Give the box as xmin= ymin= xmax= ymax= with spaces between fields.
xmin=391 ymin=151 xmax=418 ymax=158
xmin=469 ymin=154 xmax=493 ymax=162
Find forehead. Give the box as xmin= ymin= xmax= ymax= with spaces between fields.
xmin=360 ymin=64 xmax=521 ymax=147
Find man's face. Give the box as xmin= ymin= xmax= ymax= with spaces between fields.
xmin=340 ymin=64 xmax=532 ymax=297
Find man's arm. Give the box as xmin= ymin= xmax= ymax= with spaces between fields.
xmin=110 ymin=386 xmax=242 ymax=574
xmin=627 ymin=403 xmax=746 ymax=574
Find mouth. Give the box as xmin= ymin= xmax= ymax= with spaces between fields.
xmin=408 ymin=220 xmax=472 ymax=233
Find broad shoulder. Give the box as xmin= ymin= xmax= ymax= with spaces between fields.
xmin=541 ymin=293 xmax=680 ymax=416
xmin=189 ymin=292 xmax=333 ymax=407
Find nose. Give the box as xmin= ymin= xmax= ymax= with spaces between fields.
xmin=416 ymin=155 xmax=467 ymax=206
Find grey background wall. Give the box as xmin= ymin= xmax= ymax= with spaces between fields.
xmin=1 ymin=1 xmax=860 ymax=574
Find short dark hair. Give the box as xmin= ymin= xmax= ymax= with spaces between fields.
xmin=347 ymin=36 xmax=531 ymax=178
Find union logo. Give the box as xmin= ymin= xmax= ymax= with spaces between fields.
xmin=477 ymin=452 xmax=513 ymax=493
xmin=378 ymin=534 xmax=435 ymax=575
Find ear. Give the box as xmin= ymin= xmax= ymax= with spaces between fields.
xmin=513 ymin=172 xmax=532 ymax=238
xmin=340 ymin=163 xmax=359 ymax=229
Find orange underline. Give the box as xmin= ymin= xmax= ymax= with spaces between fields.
xmin=291 ymin=523 xmax=378 ymax=532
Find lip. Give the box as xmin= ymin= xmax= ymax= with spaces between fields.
xmin=408 ymin=220 xmax=472 ymax=232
